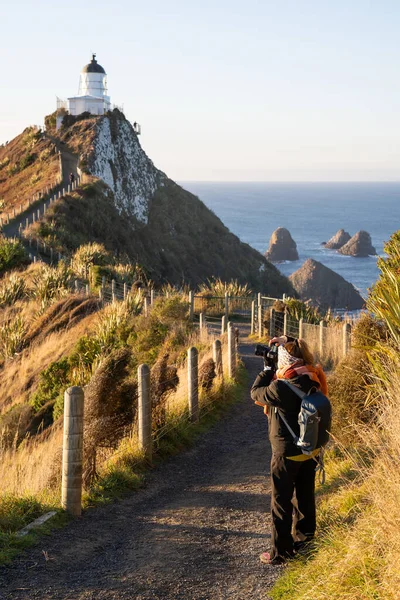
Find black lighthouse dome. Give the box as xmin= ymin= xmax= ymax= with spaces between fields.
xmin=81 ymin=54 xmax=106 ymax=74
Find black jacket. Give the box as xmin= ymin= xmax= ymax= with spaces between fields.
xmin=251 ymin=369 xmax=318 ymax=457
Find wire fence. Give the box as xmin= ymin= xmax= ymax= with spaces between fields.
xmin=61 ymin=323 xmax=238 ymax=514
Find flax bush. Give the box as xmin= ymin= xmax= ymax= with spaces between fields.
xmin=198 ymin=277 xmax=252 ymax=297
xmin=0 ymin=273 xmax=26 ymax=307
xmin=31 ymin=263 xmax=72 ymax=309
xmin=71 ymin=242 xmax=111 ymax=278
xmin=0 ymin=316 xmax=25 ymax=361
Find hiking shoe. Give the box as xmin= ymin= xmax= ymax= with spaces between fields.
xmin=294 ymin=538 xmax=314 ymax=554
xmin=259 ymin=552 xmax=286 ymax=565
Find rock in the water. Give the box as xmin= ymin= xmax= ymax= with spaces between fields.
xmin=289 ymin=258 xmax=365 ymax=310
xmin=265 ymin=227 xmax=299 ymax=262
xmin=338 ymin=231 xmax=376 ymax=257
xmin=322 ymin=229 xmax=351 ymax=249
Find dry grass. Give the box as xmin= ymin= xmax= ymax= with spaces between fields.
xmin=0 ymin=423 xmax=63 ymax=496
xmin=0 ymin=309 xmax=98 ymax=415
xmin=0 ymin=128 xmax=59 ymax=217
xmin=302 ymin=320 xmax=346 ymax=368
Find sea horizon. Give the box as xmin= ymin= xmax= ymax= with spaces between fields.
xmin=180 ymin=181 xmax=400 ymax=298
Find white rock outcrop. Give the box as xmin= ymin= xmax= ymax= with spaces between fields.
xmin=89 ymin=113 xmax=164 ymax=225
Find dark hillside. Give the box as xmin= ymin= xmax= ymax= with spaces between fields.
xmin=4 ymin=111 xmax=296 ymax=294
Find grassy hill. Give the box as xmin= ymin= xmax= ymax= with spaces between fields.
xmin=15 ymin=110 xmax=295 ymax=295
xmin=0 ymin=127 xmax=59 ymax=219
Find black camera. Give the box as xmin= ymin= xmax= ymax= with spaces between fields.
xmin=255 ymin=344 xmax=279 ymax=366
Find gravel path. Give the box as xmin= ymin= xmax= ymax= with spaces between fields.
xmin=0 ymin=329 xmax=281 ymax=600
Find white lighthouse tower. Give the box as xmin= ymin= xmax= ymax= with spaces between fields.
xmin=56 ymin=54 xmax=112 ymax=129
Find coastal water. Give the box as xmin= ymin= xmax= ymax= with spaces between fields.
xmin=181 ymin=182 xmax=400 ymax=298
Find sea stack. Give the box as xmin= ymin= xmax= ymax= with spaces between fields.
xmin=338 ymin=231 xmax=376 ymax=257
xmin=265 ymin=227 xmax=299 ymax=262
xmin=289 ymin=258 xmax=365 ymax=310
xmin=322 ymin=229 xmax=351 ymax=250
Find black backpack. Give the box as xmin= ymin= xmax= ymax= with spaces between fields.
xmin=277 ymin=381 xmax=332 ymax=454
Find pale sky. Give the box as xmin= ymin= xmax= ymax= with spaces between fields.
xmin=1 ymin=0 xmax=399 ymax=181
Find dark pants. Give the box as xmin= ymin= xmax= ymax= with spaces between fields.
xmin=270 ymin=454 xmax=316 ymax=560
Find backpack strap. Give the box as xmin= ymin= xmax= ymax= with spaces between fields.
xmin=273 ymin=381 xmax=304 ymax=444
xmin=275 ymin=407 xmax=299 ymax=443
xmin=281 ymin=380 xmax=307 ymax=399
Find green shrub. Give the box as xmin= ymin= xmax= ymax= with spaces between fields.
xmin=30 ymin=358 xmax=70 ymax=412
xmin=0 ymin=494 xmax=45 ymax=533
xmin=0 ymin=238 xmax=29 ymax=277
xmin=18 ymin=153 xmax=36 ymax=170
xmin=284 ymin=297 xmax=322 ymax=324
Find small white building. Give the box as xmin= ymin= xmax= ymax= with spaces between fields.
xmin=56 ymin=54 xmax=112 ymax=129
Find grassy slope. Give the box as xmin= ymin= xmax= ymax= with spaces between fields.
xmin=0 ymin=128 xmax=59 ymax=216
xmin=29 ymin=112 xmax=294 ymax=295
xmin=30 ymin=175 xmax=295 ymax=295
xmin=3 ymin=114 xmax=296 ymax=294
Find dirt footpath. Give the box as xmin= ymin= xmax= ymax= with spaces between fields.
xmin=0 ymin=332 xmax=281 ymax=600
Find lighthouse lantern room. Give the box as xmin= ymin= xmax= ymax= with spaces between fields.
xmin=56 ymin=54 xmax=112 ymax=130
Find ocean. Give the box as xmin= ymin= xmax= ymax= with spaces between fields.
xmin=180 ymin=182 xmax=400 ymax=298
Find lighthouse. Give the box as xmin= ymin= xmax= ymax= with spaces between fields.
xmin=56 ymin=54 xmax=112 ymax=129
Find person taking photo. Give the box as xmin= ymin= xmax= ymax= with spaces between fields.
xmin=251 ymin=334 xmax=328 ymax=565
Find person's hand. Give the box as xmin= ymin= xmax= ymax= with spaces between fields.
xmin=269 ymin=336 xmax=286 ymax=345
xmin=264 ymin=406 xmax=269 ymax=416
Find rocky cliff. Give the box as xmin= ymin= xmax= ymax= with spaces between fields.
xmin=36 ymin=110 xmax=296 ymax=294
xmin=322 ymin=229 xmax=351 ymax=250
xmin=338 ymin=231 xmax=377 ymax=257
xmin=265 ymin=227 xmax=299 ymax=262
xmin=289 ymin=258 xmax=365 ymax=310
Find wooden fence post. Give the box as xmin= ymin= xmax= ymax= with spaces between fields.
xmin=319 ymin=320 xmax=326 ymax=358
xmin=225 ymin=292 xmax=229 ymax=321
xmin=150 ymin=289 xmax=155 ymax=305
xmin=189 ymin=291 xmax=194 ymax=321
xmin=144 ymin=296 xmax=149 ymax=317
xmin=298 ymin=317 xmax=304 ymax=340
xmin=213 ymin=339 xmax=223 ymax=377
xmin=343 ymin=322 xmax=352 ymax=357
xmin=62 ymin=386 xmax=84 ymax=516
xmin=111 ymin=279 xmax=116 ymax=302
xmin=283 ymin=309 xmax=288 ymax=336
xmin=258 ymin=302 xmax=263 ymax=338
xmin=199 ymin=312 xmax=205 ymax=337
xmin=123 ymin=282 xmax=127 ymax=300
xmin=221 ymin=315 xmax=226 ymax=335
xmin=138 ymin=364 xmax=152 ymax=461
xmin=251 ymin=300 xmax=255 ymax=335
xmin=228 ymin=321 xmax=236 ymax=379
xmin=188 ymin=347 xmax=199 ymax=422
xmin=269 ymin=308 xmax=276 ymax=338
